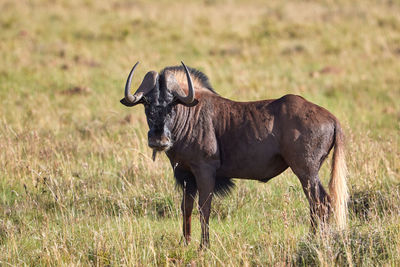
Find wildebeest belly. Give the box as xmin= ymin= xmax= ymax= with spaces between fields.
xmin=216 ymin=138 xmax=288 ymax=181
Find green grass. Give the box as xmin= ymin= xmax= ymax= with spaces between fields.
xmin=1 ymin=0 xmax=399 ymax=265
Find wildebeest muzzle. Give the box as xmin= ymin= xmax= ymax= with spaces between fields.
xmin=148 ymin=129 xmax=171 ymax=151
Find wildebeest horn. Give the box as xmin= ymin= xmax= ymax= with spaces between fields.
xmin=173 ymin=61 xmax=195 ymax=104
xmin=124 ymin=61 xmax=140 ymax=103
xmin=123 ymin=62 xmax=158 ymax=105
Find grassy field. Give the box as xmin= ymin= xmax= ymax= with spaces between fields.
xmin=1 ymin=0 xmax=399 ymax=265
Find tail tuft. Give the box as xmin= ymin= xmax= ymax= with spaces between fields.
xmin=329 ymin=123 xmax=349 ymax=229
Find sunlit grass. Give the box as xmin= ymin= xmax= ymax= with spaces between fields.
xmin=1 ymin=0 xmax=399 ymax=265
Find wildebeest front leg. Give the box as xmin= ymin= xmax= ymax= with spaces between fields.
xmin=193 ymin=167 xmax=215 ymax=249
xmin=181 ymin=183 xmax=196 ymax=244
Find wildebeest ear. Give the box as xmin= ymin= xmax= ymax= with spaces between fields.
xmin=120 ymin=97 xmax=149 ymax=107
xmin=120 ymin=97 xmax=139 ymax=107
xmin=121 ymin=68 xmax=158 ymax=107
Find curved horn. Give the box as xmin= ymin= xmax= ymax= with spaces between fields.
xmin=173 ymin=61 xmax=195 ymax=104
xmin=124 ymin=61 xmax=140 ymax=103
xmin=123 ymin=62 xmax=158 ymax=105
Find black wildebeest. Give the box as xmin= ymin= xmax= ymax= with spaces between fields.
xmin=120 ymin=62 xmax=348 ymax=248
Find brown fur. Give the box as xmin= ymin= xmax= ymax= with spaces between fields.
xmin=167 ymin=92 xmax=349 ymax=247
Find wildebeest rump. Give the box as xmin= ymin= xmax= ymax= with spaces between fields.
xmin=120 ymin=62 xmax=348 ymax=248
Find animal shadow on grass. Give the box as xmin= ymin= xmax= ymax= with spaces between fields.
xmin=295 ymin=184 xmax=400 ymax=266
xmin=348 ymin=184 xmax=400 ymax=221
xmin=294 ymin=228 xmax=393 ymax=266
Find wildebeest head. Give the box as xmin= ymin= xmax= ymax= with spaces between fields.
xmin=120 ymin=62 xmax=198 ymax=155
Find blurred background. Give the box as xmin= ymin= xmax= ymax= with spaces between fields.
xmin=0 ymin=0 xmax=399 ymax=265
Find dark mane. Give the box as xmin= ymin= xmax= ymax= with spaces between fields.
xmin=160 ymin=65 xmax=218 ymax=94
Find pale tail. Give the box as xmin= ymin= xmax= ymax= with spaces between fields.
xmin=328 ymin=125 xmax=348 ymax=229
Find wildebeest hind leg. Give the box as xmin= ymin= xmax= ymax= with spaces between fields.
xmin=298 ymin=173 xmax=331 ymax=232
xmin=282 ymin=142 xmax=332 ymax=232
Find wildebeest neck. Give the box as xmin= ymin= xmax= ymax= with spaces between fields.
xmin=170 ymin=102 xmax=196 ymax=144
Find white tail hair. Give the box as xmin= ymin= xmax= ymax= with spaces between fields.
xmin=328 ymin=124 xmax=348 ymax=229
